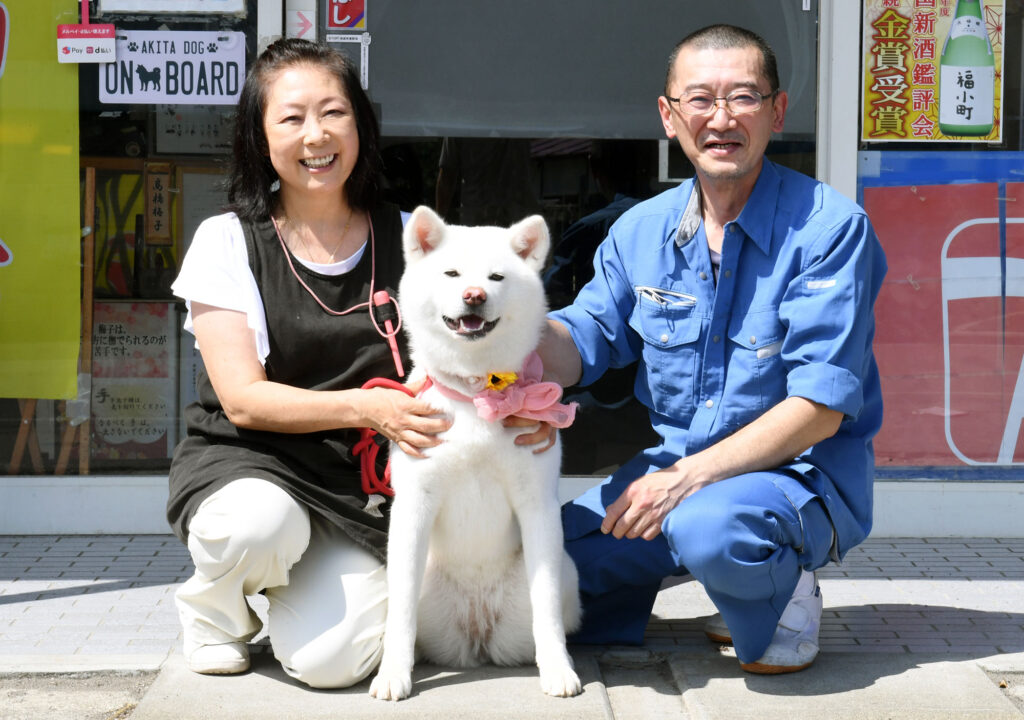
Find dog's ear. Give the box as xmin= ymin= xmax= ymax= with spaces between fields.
xmin=508 ymin=215 xmax=550 ymax=273
xmin=403 ymin=206 xmax=446 ymax=262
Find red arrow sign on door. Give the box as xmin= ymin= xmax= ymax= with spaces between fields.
xmin=294 ymin=11 xmax=312 ymax=39
xmin=0 ymin=238 xmax=12 ymax=267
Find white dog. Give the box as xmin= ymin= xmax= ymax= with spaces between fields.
xmin=368 ymin=206 xmax=582 ymax=701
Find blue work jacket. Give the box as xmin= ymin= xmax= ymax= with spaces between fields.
xmin=551 ymin=160 xmax=887 ymax=560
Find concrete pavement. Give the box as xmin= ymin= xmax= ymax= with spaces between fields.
xmin=1 ymin=535 xmax=1023 ymax=718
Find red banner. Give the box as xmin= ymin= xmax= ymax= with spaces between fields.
xmin=868 ymin=181 xmax=1024 ymax=465
xmin=327 ymin=0 xmax=366 ymax=29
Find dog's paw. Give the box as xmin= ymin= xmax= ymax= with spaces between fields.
xmin=539 ymin=664 xmax=582 ymax=698
xmin=368 ymin=668 xmax=413 ymax=701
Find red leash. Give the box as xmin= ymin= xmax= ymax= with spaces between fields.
xmin=352 ymin=377 xmax=414 ymax=497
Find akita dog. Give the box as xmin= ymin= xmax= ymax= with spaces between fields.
xmin=368 ymin=206 xmax=582 ymax=701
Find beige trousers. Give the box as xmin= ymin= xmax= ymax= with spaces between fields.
xmin=175 ymin=478 xmax=388 ymax=688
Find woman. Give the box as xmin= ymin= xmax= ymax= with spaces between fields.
xmin=167 ymin=39 xmax=449 ymax=689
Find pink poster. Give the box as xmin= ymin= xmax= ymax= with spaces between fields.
xmin=91 ymin=301 xmax=178 ymax=463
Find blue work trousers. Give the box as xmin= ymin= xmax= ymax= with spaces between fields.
xmin=562 ymin=471 xmax=835 ymax=663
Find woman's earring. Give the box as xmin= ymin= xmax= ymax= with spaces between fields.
xmin=270 ymin=179 xmax=280 ymax=192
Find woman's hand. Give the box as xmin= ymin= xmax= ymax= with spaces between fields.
xmin=363 ymin=385 xmax=451 ymax=458
xmin=192 ymin=304 xmax=451 ymax=449
xmin=503 ymin=416 xmax=557 ymax=454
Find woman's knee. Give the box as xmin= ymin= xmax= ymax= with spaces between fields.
xmin=276 ymin=630 xmax=385 ymax=689
xmin=272 ymin=572 xmax=388 ymax=688
xmin=187 ymin=478 xmax=310 ymax=574
xmin=267 ymin=527 xmax=388 ymax=689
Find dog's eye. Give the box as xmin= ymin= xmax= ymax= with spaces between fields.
xmin=444 ymin=270 xmax=460 ymax=277
xmin=488 ymin=273 xmax=504 ymax=281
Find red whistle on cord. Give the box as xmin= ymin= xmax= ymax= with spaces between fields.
xmin=372 ymin=290 xmax=405 ymax=378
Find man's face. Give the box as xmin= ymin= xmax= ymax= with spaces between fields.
xmin=658 ymin=44 xmax=787 ymax=187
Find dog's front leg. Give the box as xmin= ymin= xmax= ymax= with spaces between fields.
xmin=368 ymin=488 xmax=438 ymax=701
xmin=516 ymin=496 xmax=582 ymax=698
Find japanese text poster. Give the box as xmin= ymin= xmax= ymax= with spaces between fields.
xmin=862 ymin=0 xmax=1004 ymax=142
xmin=91 ymin=302 xmax=178 ymax=463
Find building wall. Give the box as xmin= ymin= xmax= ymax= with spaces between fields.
xmin=1 ymin=0 xmax=1021 ymax=534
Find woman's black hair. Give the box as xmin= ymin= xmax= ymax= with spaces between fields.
xmin=226 ymin=38 xmax=383 ymax=221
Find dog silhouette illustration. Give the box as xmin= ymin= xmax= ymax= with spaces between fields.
xmin=136 ymin=64 xmax=161 ymax=91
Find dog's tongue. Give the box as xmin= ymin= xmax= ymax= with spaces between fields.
xmin=459 ymin=314 xmax=485 ymax=333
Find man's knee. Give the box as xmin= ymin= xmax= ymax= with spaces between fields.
xmin=662 ymin=473 xmax=811 ymax=582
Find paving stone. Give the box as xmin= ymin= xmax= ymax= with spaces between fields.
xmin=3 ymin=535 xmax=1024 ymax=672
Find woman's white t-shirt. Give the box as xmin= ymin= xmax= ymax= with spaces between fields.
xmin=171 ymin=212 xmax=367 ymax=366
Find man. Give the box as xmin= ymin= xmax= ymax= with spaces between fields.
xmin=538 ymin=24 xmax=886 ymax=674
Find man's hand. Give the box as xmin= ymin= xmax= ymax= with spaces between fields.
xmin=600 ymin=396 xmax=844 ymax=541
xmin=503 ymin=416 xmax=557 ymax=453
xmin=601 ymin=463 xmax=713 ymax=540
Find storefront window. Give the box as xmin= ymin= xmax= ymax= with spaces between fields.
xmin=1 ymin=2 xmax=253 ymax=476
xmin=1 ymin=1 xmax=818 ymax=478
xmin=860 ymin=0 xmax=1023 ymax=476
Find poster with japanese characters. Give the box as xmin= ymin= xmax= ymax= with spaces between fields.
xmin=862 ymin=0 xmax=1004 ymax=142
xmin=91 ymin=302 xmax=179 ymax=464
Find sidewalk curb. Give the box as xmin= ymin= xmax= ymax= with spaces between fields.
xmin=0 ymin=653 xmax=169 ymax=674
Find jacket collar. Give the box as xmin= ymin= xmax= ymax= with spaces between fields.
xmin=674 ymin=159 xmax=780 ymax=256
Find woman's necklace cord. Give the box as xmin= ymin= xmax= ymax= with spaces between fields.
xmin=271 ymin=213 xmax=405 ymax=376
xmin=282 ymin=208 xmax=354 ymax=265
xmin=271 ymin=213 xmax=373 ymax=317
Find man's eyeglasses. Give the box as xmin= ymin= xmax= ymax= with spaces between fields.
xmin=663 ymin=89 xmax=778 ymax=116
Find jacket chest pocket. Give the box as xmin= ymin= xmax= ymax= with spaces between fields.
xmin=726 ymin=311 xmax=788 ymax=411
xmin=628 ymin=290 xmax=702 ymax=419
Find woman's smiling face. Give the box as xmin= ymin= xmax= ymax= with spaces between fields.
xmin=262 ymin=63 xmax=360 ymax=203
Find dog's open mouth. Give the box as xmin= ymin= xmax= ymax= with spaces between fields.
xmin=443 ymin=314 xmax=499 ymax=340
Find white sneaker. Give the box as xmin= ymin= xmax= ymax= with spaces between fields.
xmin=741 ymin=569 xmax=821 ymax=675
xmin=186 ymin=641 xmax=251 ymax=675
xmin=703 ymin=612 xmax=732 ymax=644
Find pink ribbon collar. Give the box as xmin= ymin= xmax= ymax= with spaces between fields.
xmin=426 ymin=352 xmax=577 ymax=428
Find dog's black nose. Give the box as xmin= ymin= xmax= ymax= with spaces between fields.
xmin=463 ymin=287 xmax=487 ymax=306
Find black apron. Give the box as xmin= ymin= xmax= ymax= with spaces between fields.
xmin=167 ymin=202 xmax=409 ymax=561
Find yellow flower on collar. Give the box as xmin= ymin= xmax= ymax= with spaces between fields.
xmin=485 ymin=371 xmax=518 ymax=392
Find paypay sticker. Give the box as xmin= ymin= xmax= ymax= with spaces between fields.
xmin=58 ymin=23 xmax=115 ymax=63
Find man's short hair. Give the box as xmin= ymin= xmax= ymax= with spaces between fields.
xmin=664 ymin=24 xmax=780 ymax=95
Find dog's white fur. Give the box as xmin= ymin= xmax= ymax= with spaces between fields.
xmin=368 ymin=206 xmax=582 ymax=701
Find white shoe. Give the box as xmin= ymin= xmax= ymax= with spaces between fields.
xmin=741 ymin=569 xmax=821 ymax=675
xmin=186 ymin=641 xmax=251 ymax=675
xmin=703 ymin=612 xmax=732 ymax=644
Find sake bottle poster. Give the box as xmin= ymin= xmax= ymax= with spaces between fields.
xmin=862 ymin=0 xmax=1004 ymax=143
